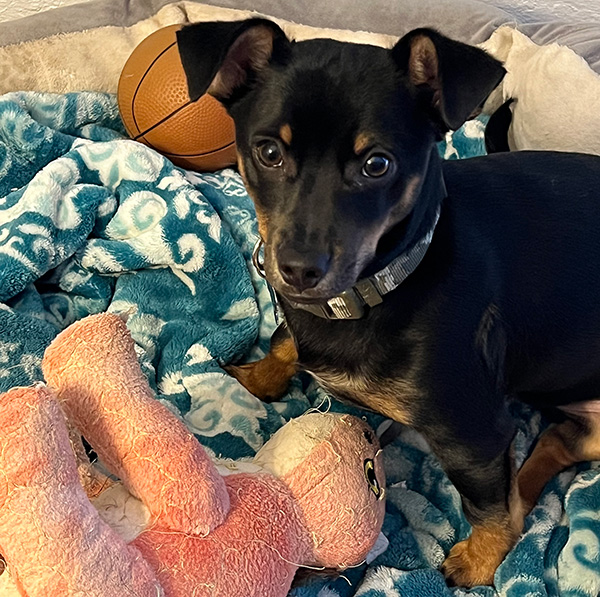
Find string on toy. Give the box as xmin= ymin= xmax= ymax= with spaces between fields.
xmin=302 ymin=394 xmax=333 ymax=416
xmin=251 ymin=537 xmax=328 ymax=572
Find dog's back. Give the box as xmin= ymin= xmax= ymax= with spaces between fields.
xmin=442 ymin=150 xmax=600 ymax=403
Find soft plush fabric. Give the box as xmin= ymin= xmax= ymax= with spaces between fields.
xmin=0 ymin=384 xmax=161 ymax=597
xmin=3 ymin=312 xmax=382 ymax=597
xmin=0 ymin=90 xmax=599 ymax=597
xmin=522 ymin=21 xmax=600 ymax=73
xmin=481 ymin=26 xmax=600 ymax=154
xmin=43 ymin=314 xmax=232 ymax=537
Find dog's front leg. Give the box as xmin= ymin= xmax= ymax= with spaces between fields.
xmin=440 ymin=449 xmax=523 ymax=587
xmin=417 ymin=392 xmax=521 ymax=587
xmin=226 ymin=323 xmax=298 ymax=401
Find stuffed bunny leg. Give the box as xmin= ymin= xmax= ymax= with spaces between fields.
xmin=0 ymin=386 xmax=162 ymax=597
xmin=42 ymin=313 xmax=229 ymax=535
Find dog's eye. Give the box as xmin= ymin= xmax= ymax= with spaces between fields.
xmin=256 ymin=140 xmax=284 ymax=168
xmin=362 ymin=154 xmax=391 ymax=178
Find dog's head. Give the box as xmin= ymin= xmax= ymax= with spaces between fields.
xmin=177 ymin=20 xmax=504 ymax=303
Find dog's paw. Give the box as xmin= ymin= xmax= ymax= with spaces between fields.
xmin=442 ymin=514 xmax=518 ymax=588
xmin=224 ymin=362 xmax=290 ymax=402
xmin=442 ymin=536 xmax=498 ymax=588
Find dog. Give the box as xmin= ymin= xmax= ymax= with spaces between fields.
xmin=176 ymin=19 xmax=600 ymax=587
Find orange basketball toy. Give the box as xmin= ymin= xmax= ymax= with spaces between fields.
xmin=118 ymin=24 xmax=237 ymax=172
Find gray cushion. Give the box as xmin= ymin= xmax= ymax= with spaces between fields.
xmin=0 ymin=0 xmax=511 ymax=46
xmin=0 ymin=0 xmax=598 ymax=75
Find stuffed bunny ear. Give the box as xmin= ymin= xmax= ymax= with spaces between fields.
xmin=176 ymin=18 xmax=290 ymax=105
xmin=392 ymin=28 xmax=505 ymax=131
xmin=0 ymin=386 xmax=162 ymax=596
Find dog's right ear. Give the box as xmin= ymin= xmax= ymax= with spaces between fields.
xmin=392 ymin=28 xmax=505 ymax=132
xmin=176 ymin=18 xmax=290 ymax=106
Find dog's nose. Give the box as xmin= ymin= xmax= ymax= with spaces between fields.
xmin=278 ymin=248 xmax=331 ymax=292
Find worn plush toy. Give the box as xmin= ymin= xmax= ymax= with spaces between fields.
xmin=0 ymin=313 xmax=385 ymax=597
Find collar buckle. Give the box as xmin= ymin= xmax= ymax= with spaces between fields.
xmin=325 ymin=287 xmax=367 ymax=319
xmin=302 ymin=279 xmax=383 ymax=320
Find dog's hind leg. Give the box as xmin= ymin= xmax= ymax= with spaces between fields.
xmin=226 ymin=323 xmax=298 ymax=401
xmin=517 ymin=404 xmax=600 ymax=514
xmin=443 ymin=404 xmax=600 ymax=587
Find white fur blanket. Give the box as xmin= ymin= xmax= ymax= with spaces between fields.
xmin=480 ymin=26 xmax=600 ymax=155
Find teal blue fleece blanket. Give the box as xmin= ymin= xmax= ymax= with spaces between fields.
xmin=0 ymin=91 xmax=598 ymax=597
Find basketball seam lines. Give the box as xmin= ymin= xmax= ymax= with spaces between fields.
xmin=131 ymin=39 xmax=193 ymax=139
xmin=133 ymin=98 xmax=195 ymax=141
xmin=160 ymin=141 xmax=236 ymax=158
xmin=127 ymin=35 xmax=236 ymax=161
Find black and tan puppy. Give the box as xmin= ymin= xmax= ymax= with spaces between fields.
xmin=177 ymin=19 xmax=600 ymax=587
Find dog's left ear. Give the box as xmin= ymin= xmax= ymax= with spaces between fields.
xmin=176 ymin=18 xmax=290 ymax=106
xmin=392 ymin=28 xmax=505 ymax=131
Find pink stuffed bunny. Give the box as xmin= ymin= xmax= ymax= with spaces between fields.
xmin=0 ymin=313 xmax=385 ymax=597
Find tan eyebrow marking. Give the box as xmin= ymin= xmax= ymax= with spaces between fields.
xmin=279 ymin=124 xmax=292 ymax=145
xmin=354 ymin=132 xmax=373 ymax=155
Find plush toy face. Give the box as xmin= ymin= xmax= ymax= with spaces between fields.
xmin=255 ymin=412 xmax=386 ymax=568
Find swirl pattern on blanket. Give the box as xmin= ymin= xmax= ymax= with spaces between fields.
xmin=0 ymin=91 xmax=599 ymax=597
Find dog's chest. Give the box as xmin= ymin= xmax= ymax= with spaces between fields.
xmin=309 ymin=367 xmax=417 ymax=426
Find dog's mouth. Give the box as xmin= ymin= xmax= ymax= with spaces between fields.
xmin=268 ymin=274 xmax=346 ymax=304
xmin=260 ymin=227 xmax=387 ymax=305
xmin=277 ymin=291 xmax=330 ymax=305
xmin=265 ymin=253 xmax=369 ymax=306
